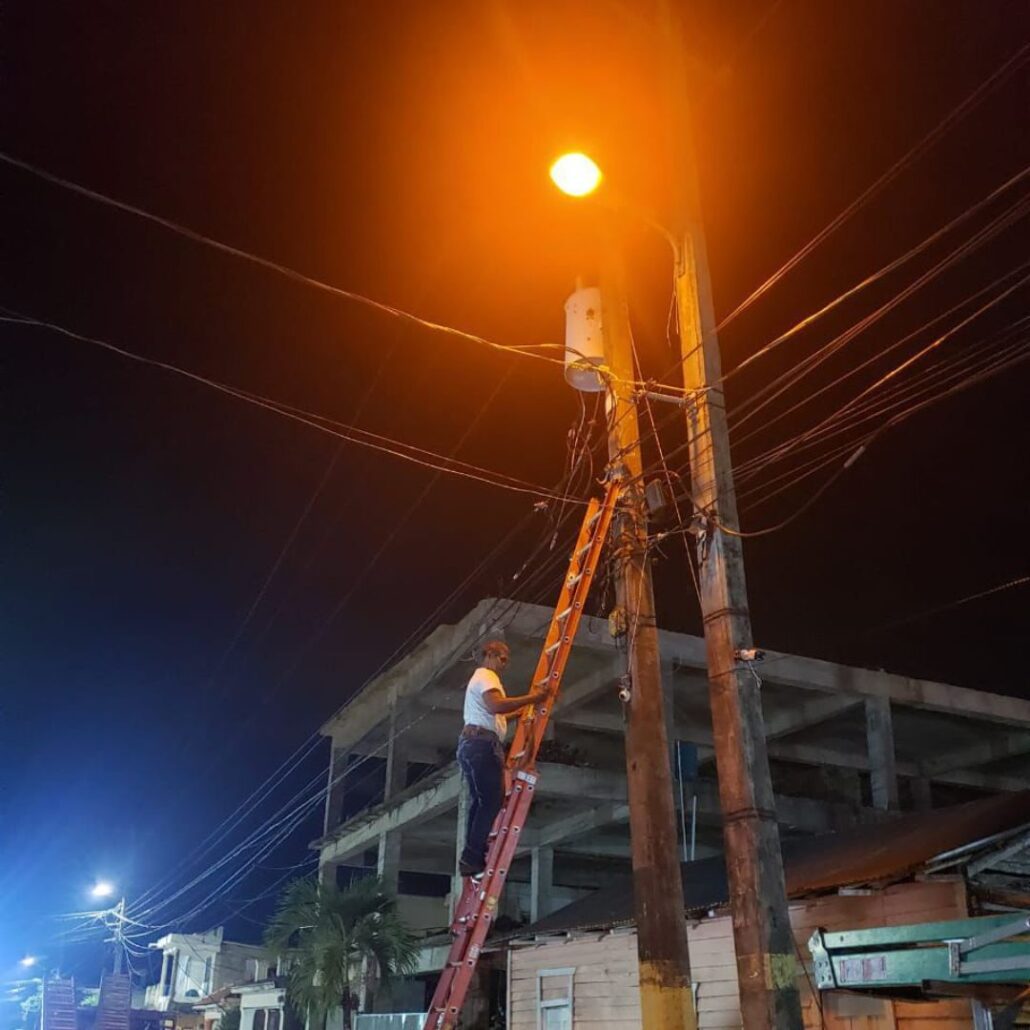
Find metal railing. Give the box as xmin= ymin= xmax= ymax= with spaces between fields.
xmin=353 ymin=1015 xmax=426 ymax=1030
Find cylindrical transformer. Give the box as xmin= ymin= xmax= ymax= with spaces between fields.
xmin=563 ymin=286 xmax=607 ymax=392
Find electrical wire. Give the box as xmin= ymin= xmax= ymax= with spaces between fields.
xmin=729 ymin=264 xmax=1030 ymax=469
xmin=653 ymin=323 xmax=1029 ymax=540
xmin=265 ymin=362 xmax=520 ymax=690
xmin=734 ymin=329 xmax=1030 ymax=494
xmin=723 ymin=164 xmax=1030 ymax=384
xmin=711 ymin=42 xmax=1030 ymax=332
xmin=727 ymin=192 xmax=1030 ymax=436
xmin=0 ymin=311 xmax=568 ymax=501
xmin=738 ymin=270 xmax=1030 ymax=481
xmin=854 ymin=576 xmax=1030 ymax=639
xmin=123 ymin=461 xmax=602 ymax=931
xmin=0 ymin=151 xmax=569 ymax=369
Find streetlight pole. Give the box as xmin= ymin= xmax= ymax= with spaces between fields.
xmin=91 ymin=882 xmax=126 ymax=976
xmin=599 ymin=251 xmax=698 ymax=1030
xmin=112 ymin=897 xmax=125 ymax=975
xmin=658 ymin=4 xmax=804 ymax=1027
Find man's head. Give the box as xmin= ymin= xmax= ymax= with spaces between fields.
xmin=481 ymin=640 xmax=510 ymax=672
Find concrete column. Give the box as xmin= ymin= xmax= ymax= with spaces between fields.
xmin=865 ymin=697 xmax=899 ymax=810
xmin=661 ymin=660 xmax=678 ymax=775
xmin=383 ymin=701 xmax=409 ymax=801
xmin=449 ymin=787 xmax=469 ymax=920
xmin=911 ymin=776 xmax=933 ymax=811
xmin=376 ymin=830 xmax=402 ymax=895
xmin=323 ymin=745 xmax=350 ymax=834
xmin=159 ymin=952 xmax=170 ymax=996
xmin=530 ymin=846 xmax=555 ymax=923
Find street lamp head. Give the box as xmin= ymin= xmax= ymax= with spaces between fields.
xmin=550 ymin=152 xmax=602 ymax=197
xmin=91 ymin=881 xmax=116 ymax=899
xmin=19 ymin=956 xmax=37 ymax=968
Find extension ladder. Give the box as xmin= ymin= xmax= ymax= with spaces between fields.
xmin=423 ymin=476 xmax=621 ymax=1030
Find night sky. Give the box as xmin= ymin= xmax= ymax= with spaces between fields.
xmin=2 ymin=0 xmax=1028 ymax=991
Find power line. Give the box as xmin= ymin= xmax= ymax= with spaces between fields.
xmin=0 ymin=150 xmax=568 ymax=369
xmin=724 ymin=163 xmax=1030 ymax=386
xmin=0 ymin=311 xmax=567 ymax=500
xmin=852 ymin=576 xmax=1030 ymax=639
xmin=727 ymin=193 xmax=1030 ymax=436
xmin=123 ymin=482 xmax=595 ymax=931
xmin=711 ymin=42 xmax=1030 ymax=331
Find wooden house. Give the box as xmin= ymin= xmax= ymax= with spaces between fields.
xmin=505 ymin=791 xmax=1030 ymax=1029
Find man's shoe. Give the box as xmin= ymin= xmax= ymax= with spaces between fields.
xmin=459 ymin=859 xmax=485 ymax=878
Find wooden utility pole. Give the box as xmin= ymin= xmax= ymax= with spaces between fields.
xmin=659 ymin=4 xmax=804 ymax=1027
xmin=599 ymin=256 xmax=698 ymax=1030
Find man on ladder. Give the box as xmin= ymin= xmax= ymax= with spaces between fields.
xmin=456 ymin=640 xmax=547 ymax=878
xmin=424 ymin=482 xmax=619 ymax=1030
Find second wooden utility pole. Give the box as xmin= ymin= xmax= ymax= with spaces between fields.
xmin=600 ymin=256 xmax=698 ymax=1030
xmin=659 ymin=4 xmax=804 ymax=1025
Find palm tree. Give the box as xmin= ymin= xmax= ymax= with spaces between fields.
xmin=264 ymin=876 xmax=418 ymax=1030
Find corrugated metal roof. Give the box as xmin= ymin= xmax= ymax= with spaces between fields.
xmin=516 ymin=790 xmax=1030 ymax=938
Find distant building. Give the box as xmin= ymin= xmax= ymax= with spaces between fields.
xmin=191 ymin=987 xmax=238 ymax=1030
xmin=236 ymin=976 xmax=301 ymax=1030
xmin=144 ymin=928 xmax=270 ymax=1014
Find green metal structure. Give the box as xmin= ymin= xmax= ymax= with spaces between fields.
xmin=808 ymin=912 xmax=1030 ymax=991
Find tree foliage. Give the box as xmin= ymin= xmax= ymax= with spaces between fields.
xmin=217 ymin=1008 xmax=241 ymax=1030
xmin=264 ymin=876 xmax=417 ymax=1030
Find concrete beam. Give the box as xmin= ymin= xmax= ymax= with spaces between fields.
xmin=921 ymin=731 xmax=1030 ymax=777
xmin=766 ymin=740 xmax=1030 ymax=792
xmin=554 ymin=663 xmax=622 ymax=715
xmin=320 ymin=598 xmax=500 ymax=746
xmin=520 ymin=802 xmax=630 ymax=852
xmin=763 ymin=695 xmax=860 ymax=741
xmin=761 ymin=648 xmax=1030 ymax=729
xmin=865 ymin=697 xmax=899 ymax=811
xmin=318 ymin=767 xmax=461 ymax=865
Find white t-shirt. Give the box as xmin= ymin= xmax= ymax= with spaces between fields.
xmin=463 ymin=667 xmax=507 ymax=738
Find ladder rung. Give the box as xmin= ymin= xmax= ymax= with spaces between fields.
xmin=556 ymin=605 xmax=573 ymax=622
xmin=567 ymin=572 xmax=583 ymax=587
xmin=544 ymin=640 xmax=561 ymax=655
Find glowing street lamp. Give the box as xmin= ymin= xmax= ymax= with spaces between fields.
xmin=549 ymin=152 xmax=602 ymax=197
xmin=20 ymin=956 xmax=38 ymax=968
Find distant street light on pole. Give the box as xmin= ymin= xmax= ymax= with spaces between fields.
xmin=91 ymin=882 xmax=126 ymax=975
xmin=20 ymin=956 xmax=38 ymax=969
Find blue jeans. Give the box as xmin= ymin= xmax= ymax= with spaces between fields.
xmin=457 ymin=734 xmax=505 ymax=869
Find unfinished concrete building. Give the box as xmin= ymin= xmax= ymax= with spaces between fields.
xmin=311 ymin=597 xmax=1030 ymax=1009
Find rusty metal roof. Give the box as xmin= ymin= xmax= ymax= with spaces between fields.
xmin=517 ymin=790 xmax=1030 ymax=938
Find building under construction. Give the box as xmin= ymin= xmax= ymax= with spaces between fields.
xmin=311 ymin=596 xmax=1030 ymax=1022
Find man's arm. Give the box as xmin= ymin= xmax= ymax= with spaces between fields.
xmin=481 ymin=688 xmax=549 ymax=716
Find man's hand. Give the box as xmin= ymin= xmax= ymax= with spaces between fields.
xmin=483 ymin=689 xmax=551 ymax=716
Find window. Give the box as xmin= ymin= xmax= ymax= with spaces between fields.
xmin=203 ymin=957 xmax=213 ymax=995
xmin=536 ymin=968 xmax=573 ymax=1030
xmin=252 ymin=1009 xmax=279 ymax=1030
